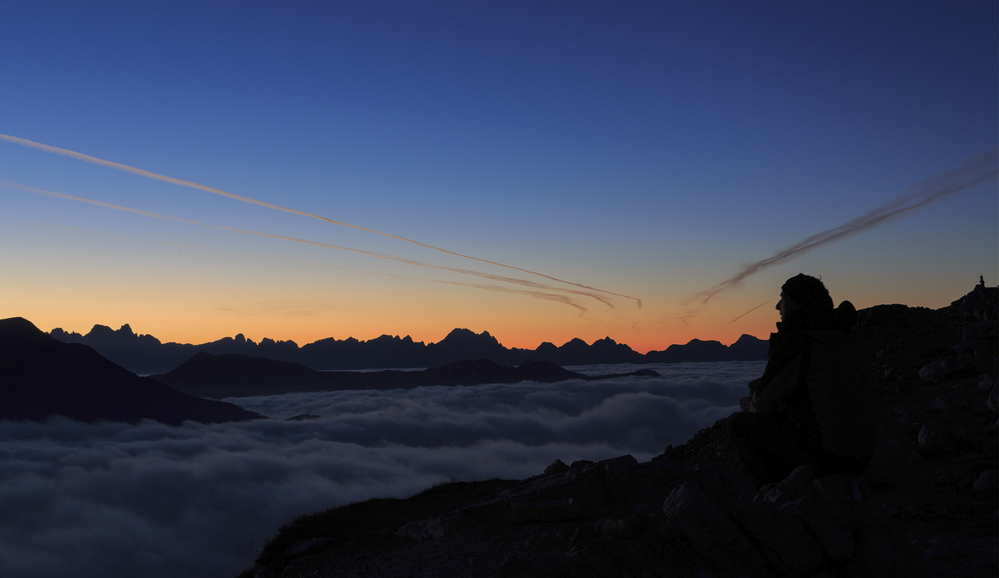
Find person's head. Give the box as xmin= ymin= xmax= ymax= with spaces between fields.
xmin=776 ymin=290 xmax=797 ymax=321
xmin=777 ymin=274 xmax=833 ymax=322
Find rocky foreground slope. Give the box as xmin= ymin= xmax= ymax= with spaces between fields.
xmin=240 ymin=285 xmax=997 ymax=578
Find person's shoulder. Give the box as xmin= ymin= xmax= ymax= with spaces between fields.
xmin=802 ymin=329 xmax=856 ymax=348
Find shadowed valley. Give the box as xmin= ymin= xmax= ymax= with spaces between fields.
xmin=152 ymin=355 xmax=662 ymax=399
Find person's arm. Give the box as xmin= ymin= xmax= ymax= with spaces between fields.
xmin=749 ymin=354 xmax=805 ymax=415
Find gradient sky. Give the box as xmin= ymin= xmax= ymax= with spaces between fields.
xmin=1 ymin=1 xmax=996 ymax=354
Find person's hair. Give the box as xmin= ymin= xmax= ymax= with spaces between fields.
xmin=781 ymin=273 xmax=856 ymax=331
xmin=781 ymin=274 xmax=833 ymax=313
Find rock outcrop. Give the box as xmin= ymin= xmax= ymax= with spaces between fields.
xmin=243 ymin=455 xmax=943 ymax=578
xmin=241 ymin=284 xmax=997 ymax=578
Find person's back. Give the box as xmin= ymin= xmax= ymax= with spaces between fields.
xmin=729 ymin=274 xmax=877 ymax=485
xmin=801 ymin=325 xmax=878 ymax=470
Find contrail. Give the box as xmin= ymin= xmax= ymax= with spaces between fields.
xmin=708 ymin=299 xmax=772 ymax=338
xmin=727 ymin=300 xmax=771 ymax=325
xmin=254 ymin=253 xmax=592 ymax=312
xmin=435 ymin=266 xmax=614 ymax=308
xmin=431 ymin=280 xmax=589 ymax=316
xmin=251 ymin=254 xmax=406 ymax=279
xmin=0 ymin=180 xmax=605 ymax=312
xmin=0 ymin=133 xmax=642 ymax=307
xmin=10 ymin=219 xmax=118 ymax=240
xmin=711 ymin=300 xmax=770 ymax=340
xmin=690 ymin=148 xmax=998 ymax=306
xmin=11 ymin=218 xmax=198 ymax=248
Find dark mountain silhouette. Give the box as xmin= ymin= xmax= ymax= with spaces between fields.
xmin=727 ymin=332 xmax=772 ymax=359
xmin=153 ymin=355 xmax=661 ymax=399
xmin=646 ymin=337 xmax=727 ymax=362
xmin=49 ymin=325 xmax=304 ymax=373
xmin=50 ymin=323 xmax=768 ymax=375
xmin=646 ymin=334 xmax=770 ymax=363
xmin=427 ymin=328 xmax=512 ymax=366
xmin=0 ymin=317 xmax=264 ymax=425
xmin=529 ymin=336 xmax=646 ymax=366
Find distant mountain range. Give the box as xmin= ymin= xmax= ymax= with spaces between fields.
xmin=0 ymin=317 xmax=263 ymax=425
xmin=49 ymin=324 xmax=769 ymax=375
xmin=0 ymin=315 xmax=715 ymax=424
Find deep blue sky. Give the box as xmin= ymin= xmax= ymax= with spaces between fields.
xmin=1 ymin=1 xmax=996 ymax=350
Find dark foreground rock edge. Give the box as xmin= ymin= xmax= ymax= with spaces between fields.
xmin=240 ymin=285 xmax=998 ymax=578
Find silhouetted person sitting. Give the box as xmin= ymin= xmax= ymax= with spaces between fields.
xmin=728 ymin=274 xmax=878 ymax=485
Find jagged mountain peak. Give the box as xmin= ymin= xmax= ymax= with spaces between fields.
xmin=47 ymin=321 xmax=768 ymax=374
xmin=437 ymin=328 xmax=501 ymax=348
xmin=0 ymin=321 xmax=263 ymax=425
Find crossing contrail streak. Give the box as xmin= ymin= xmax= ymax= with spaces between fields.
xmin=250 ymin=254 xmax=406 ymax=279
xmin=0 ymin=133 xmax=642 ymax=307
xmin=690 ymin=148 xmax=998 ymax=306
xmin=431 ymin=280 xmax=589 ymax=316
xmin=727 ymin=300 xmax=771 ymax=325
xmin=252 ymin=254 xmax=590 ymax=312
xmin=0 ymin=180 xmax=607 ymax=312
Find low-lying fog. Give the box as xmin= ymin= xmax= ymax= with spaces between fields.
xmin=0 ymin=361 xmax=764 ymax=578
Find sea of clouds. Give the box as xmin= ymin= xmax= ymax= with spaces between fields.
xmin=0 ymin=360 xmax=764 ymax=578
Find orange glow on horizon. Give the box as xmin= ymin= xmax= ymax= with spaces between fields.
xmin=19 ymin=303 xmax=780 ymax=356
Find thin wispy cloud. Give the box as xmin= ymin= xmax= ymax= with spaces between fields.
xmin=214 ymin=301 xmax=338 ymax=318
xmin=8 ymin=218 xmax=196 ymax=248
xmin=250 ymin=254 xmax=407 ymax=279
xmin=690 ymin=148 xmax=998 ymax=306
xmin=436 ymin=268 xmax=614 ymax=309
xmin=432 ymin=279 xmax=589 ymax=316
xmin=251 ymin=254 xmax=593 ymax=314
xmin=0 ymin=180 xmax=607 ymax=313
xmin=10 ymin=218 xmax=118 ymax=239
xmin=0 ymin=134 xmax=642 ymax=307
xmin=727 ymin=300 xmax=771 ymax=325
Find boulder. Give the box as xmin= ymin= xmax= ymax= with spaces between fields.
xmin=919 ymin=357 xmax=956 ymax=382
xmin=918 ymin=421 xmax=955 ymax=453
xmin=973 ymin=469 xmax=997 ymax=495
xmin=662 ymin=480 xmax=763 ymax=574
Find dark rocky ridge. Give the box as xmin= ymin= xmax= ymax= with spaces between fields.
xmin=240 ymin=284 xmax=997 ymax=578
xmin=153 ymin=355 xmax=661 ymax=398
xmin=50 ymin=324 xmax=768 ymax=375
xmin=0 ymin=317 xmax=264 ymax=425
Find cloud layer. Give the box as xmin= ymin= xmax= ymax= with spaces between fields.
xmin=0 ymin=361 xmax=763 ymax=578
